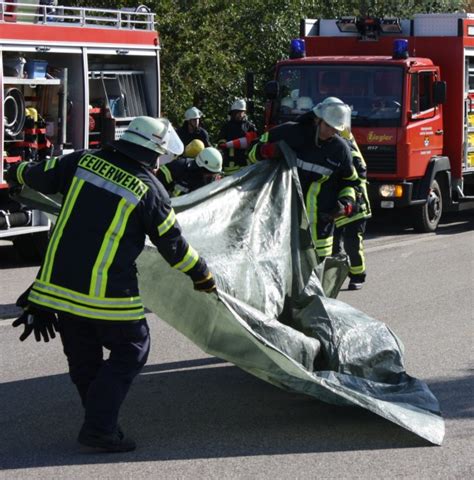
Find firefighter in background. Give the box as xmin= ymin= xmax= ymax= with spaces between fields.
xmin=218 ymin=98 xmax=257 ymax=176
xmin=333 ymin=125 xmax=372 ymax=290
xmin=157 ymin=142 xmax=223 ymax=197
xmin=6 ymin=116 xmax=217 ymax=453
xmin=248 ymin=97 xmax=359 ymax=260
xmin=177 ymin=106 xmax=211 ymax=148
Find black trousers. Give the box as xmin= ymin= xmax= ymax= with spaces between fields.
xmin=57 ymin=313 xmax=150 ymax=434
xmin=333 ymin=218 xmax=367 ymax=281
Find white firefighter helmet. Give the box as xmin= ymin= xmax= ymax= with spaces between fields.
xmin=184 ymin=106 xmax=203 ymax=121
xmin=296 ymin=96 xmax=314 ymax=111
xmin=280 ymin=96 xmax=294 ymax=110
xmin=196 ymin=147 xmax=223 ymax=173
xmin=184 ymin=139 xmax=205 ymax=158
xmin=230 ymin=98 xmax=247 ymax=111
xmin=121 ymin=116 xmax=184 ymax=156
xmin=312 ymin=97 xmax=351 ymax=132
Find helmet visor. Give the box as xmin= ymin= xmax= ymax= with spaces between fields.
xmin=161 ymin=122 xmax=184 ymax=156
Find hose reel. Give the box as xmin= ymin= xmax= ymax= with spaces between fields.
xmin=4 ymin=88 xmax=26 ymax=137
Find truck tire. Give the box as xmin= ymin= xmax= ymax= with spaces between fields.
xmin=412 ymin=179 xmax=443 ymax=232
xmin=13 ymin=232 xmax=49 ymax=263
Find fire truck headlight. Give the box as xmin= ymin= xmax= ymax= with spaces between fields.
xmin=379 ymin=184 xmax=403 ymax=198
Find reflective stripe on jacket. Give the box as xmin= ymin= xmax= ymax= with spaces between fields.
xmin=14 ymin=148 xmax=209 ymax=321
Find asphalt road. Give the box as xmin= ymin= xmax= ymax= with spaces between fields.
xmin=0 ymin=212 xmax=472 ymax=479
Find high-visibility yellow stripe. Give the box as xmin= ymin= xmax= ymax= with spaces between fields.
xmin=342 ymin=166 xmax=358 ymax=181
xmin=316 ymin=244 xmax=333 ymax=257
xmin=32 ymin=279 xmax=143 ymax=308
xmin=352 ymin=150 xmax=366 ymax=167
xmin=158 ymin=209 xmax=176 ymax=236
xmin=349 ymin=232 xmax=365 ymax=275
xmin=335 ymin=210 xmax=370 ymax=227
xmin=17 ymin=162 xmax=29 ymax=185
xmin=338 ymin=187 xmax=356 ymax=201
xmin=90 ymin=198 xmax=136 ymax=297
xmin=248 ymin=144 xmax=257 ymax=164
xmin=315 ymin=236 xmax=333 ymax=257
xmin=305 ymin=176 xmax=329 ymax=247
xmin=160 ymin=165 xmax=173 ymax=184
xmin=29 ymin=290 xmax=145 ymax=321
xmin=44 ymin=157 xmax=58 ymax=171
xmin=40 ymin=177 xmax=84 ymax=282
xmin=315 ymin=237 xmax=333 ymax=248
xmin=173 ymin=245 xmax=199 ymax=273
xmin=248 ymin=133 xmax=269 ymax=164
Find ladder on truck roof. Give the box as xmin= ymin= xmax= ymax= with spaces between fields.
xmin=0 ymin=1 xmax=155 ymax=30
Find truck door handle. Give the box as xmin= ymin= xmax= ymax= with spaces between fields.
xmin=435 ymin=129 xmax=443 ymax=135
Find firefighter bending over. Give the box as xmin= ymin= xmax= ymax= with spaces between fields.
xmin=6 ymin=116 xmax=217 ymax=453
xmin=157 ymin=141 xmax=223 ymax=197
xmin=248 ymin=96 xmax=359 ymax=260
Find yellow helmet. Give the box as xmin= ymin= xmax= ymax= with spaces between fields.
xmin=184 ymin=139 xmax=205 ymax=158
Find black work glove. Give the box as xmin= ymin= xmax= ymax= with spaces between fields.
xmin=193 ymin=271 xmax=217 ymax=294
xmin=12 ymin=289 xmax=59 ymax=342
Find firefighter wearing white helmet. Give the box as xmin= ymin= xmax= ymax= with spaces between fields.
xmin=184 ymin=106 xmax=203 ymax=121
xmin=312 ymin=97 xmax=351 ymax=133
xmin=218 ymin=98 xmax=257 ymax=175
xmin=157 ymin=146 xmax=222 ymax=197
xmin=6 ymin=115 xmax=217 ymax=452
xmin=177 ymin=106 xmax=211 ymax=149
xmin=248 ymin=96 xmax=360 ymax=261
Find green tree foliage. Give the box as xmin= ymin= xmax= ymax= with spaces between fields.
xmin=64 ymin=0 xmax=471 ymax=140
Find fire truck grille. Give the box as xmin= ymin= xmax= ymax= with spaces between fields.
xmin=360 ymin=145 xmax=397 ymax=174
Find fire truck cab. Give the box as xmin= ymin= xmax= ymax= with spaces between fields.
xmin=0 ymin=1 xmax=160 ymax=259
xmin=264 ymin=13 xmax=474 ymax=232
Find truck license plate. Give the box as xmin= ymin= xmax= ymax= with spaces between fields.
xmin=381 ymin=201 xmax=394 ymax=208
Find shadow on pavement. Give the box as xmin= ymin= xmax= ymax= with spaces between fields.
xmin=427 ymin=370 xmax=474 ymax=420
xmin=0 ymin=357 xmax=444 ymax=470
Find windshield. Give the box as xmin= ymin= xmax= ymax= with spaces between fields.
xmin=274 ymin=64 xmax=403 ymax=127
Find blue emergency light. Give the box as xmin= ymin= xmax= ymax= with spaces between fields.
xmin=290 ymin=38 xmax=305 ymax=59
xmin=393 ymin=39 xmax=409 ymax=59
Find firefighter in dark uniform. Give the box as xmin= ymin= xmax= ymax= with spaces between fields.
xmin=6 ymin=116 xmax=217 ymax=453
xmin=248 ymin=97 xmax=359 ymax=259
xmin=176 ymin=106 xmax=211 ymax=148
xmin=157 ymin=146 xmax=223 ymax=197
xmin=333 ymin=127 xmax=372 ymax=290
xmin=218 ymin=99 xmax=257 ymax=176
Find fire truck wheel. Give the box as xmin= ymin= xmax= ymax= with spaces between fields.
xmin=13 ymin=232 xmax=49 ymax=263
xmin=412 ymin=179 xmax=443 ymax=233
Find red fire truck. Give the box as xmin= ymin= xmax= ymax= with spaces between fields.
xmin=263 ymin=13 xmax=474 ymax=231
xmin=0 ymin=1 xmax=160 ymax=259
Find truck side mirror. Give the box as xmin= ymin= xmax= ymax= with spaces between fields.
xmin=245 ymin=71 xmax=255 ymax=99
xmin=265 ymin=80 xmax=279 ymax=100
xmin=433 ymin=81 xmax=446 ymax=105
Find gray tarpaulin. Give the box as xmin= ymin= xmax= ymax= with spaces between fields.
xmin=16 ymin=146 xmax=445 ymax=445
